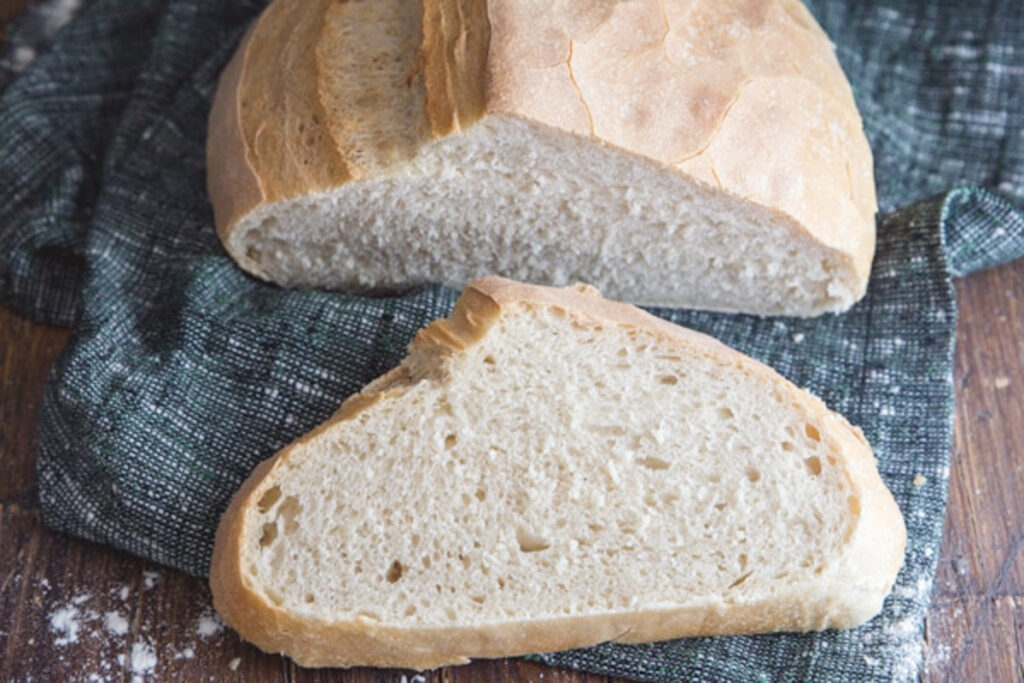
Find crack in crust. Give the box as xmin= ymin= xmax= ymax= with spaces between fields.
xmin=565 ymin=40 xmax=595 ymax=137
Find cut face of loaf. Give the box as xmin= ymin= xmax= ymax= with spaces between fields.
xmin=207 ymin=0 xmax=878 ymax=317
xmin=210 ymin=277 xmax=906 ymax=669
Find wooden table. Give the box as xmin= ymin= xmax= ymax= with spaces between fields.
xmin=2 ymin=3 xmax=1023 ymax=681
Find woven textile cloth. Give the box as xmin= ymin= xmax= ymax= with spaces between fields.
xmin=2 ymin=1 xmax=1023 ymax=680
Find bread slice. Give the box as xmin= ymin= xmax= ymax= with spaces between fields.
xmin=210 ymin=277 xmax=905 ymax=669
xmin=207 ymin=0 xmax=877 ymax=317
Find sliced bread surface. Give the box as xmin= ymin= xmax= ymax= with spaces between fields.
xmin=210 ymin=277 xmax=905 ymax=669
xmin=207 ymin=0 xmax=877 ymax=316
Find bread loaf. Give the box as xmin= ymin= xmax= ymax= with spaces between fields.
xmin=207 ymin=0 xmax=877 ymax=317
xmin=210 ymin=277 xmax=905 ymax=669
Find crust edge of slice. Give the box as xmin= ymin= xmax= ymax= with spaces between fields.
xmin=210 ymin=276 xmax=906 ymax=668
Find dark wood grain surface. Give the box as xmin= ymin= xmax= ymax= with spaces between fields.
xmin=0 ymin=0 xmax=32 ymax=36
xmin=1 ymin=3 xmax=1023 ymax=681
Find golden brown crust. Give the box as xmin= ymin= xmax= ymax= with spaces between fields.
xmin=210 ymin=276 xmax=905 ymax=669
xmin=233 ymin=0 xmax=350 ymax=202
xmin=206 ymin=24 xmax=263 ymax=245
xmin=481 ymin=0 xmax=876 ymax=287
xmin=421 ymin=0 xmax=492 ymax=137
xmin=207 ymin=0 xmax=352 ymax=276
xmin=208 ymin=0 xmax=877 ymax=303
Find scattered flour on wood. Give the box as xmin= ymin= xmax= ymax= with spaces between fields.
xmin=927 ymin=641 xmax=952 ymax=670
xmin=197 ymin=610 xmax=225 ymax=637
xmin=43 ymin=579 xmax=227 ymax=680
xmin=50 ymin=595 xmax=99 ymax=646
xmin=131 ymin=640 xmax=158 ymax=676
xmin=50 ymin=605 xmax=84 ymax=645
xmin=104 ymin=610 xmax=130 ymax=636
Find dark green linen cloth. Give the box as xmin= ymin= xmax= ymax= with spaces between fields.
xmin=2 ymin=1 xmax=1023 ymax=680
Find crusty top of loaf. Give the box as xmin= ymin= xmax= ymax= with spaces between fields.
xmin=208 ymin=0 xmax=876 ymax=276
xmin=428 ymin=0 xmax=876 ymax=266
